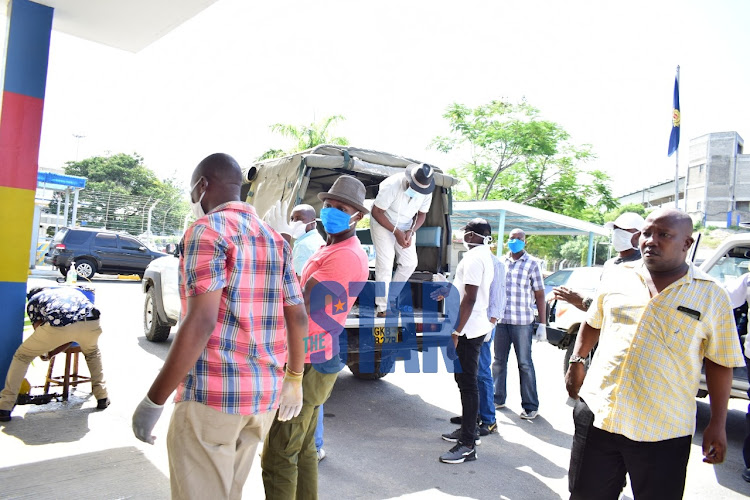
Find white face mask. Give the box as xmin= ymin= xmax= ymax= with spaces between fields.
xmin=190 ymin=178 xmax=206 ymax=219
xmin=290 ymin=220 xmax=307 ymax=239
xmin=463 ymin=231 xmax=492 ymax=251
xmin=612 ymin=228 xmax=637 ymax=252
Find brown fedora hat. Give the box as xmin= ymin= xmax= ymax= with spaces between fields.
xmin=317 ymin=175 xmax=369 ymax=214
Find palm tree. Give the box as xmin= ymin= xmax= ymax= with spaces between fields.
xmin=257 ymin=115 xmax=349 ymax=160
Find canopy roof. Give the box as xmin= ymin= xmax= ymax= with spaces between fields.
xmin=452 ymin=200 xmax=608 ymax=237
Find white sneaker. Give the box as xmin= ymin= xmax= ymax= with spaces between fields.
xmin=520 ymin=410 xmax=538 ymax=420
xmin=494 ymin=403 xmax=505 ymax=409
xmin=317 ymin=448 xmax=326 ymax=461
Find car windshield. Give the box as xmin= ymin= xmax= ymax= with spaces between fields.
xmin=544 ymin=270 xmax=572 ymax=287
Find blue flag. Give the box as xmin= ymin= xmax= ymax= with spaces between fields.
xmin=668 ymin=76 xmax=680 ymax=157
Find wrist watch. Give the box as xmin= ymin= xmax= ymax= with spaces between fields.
xmin=569 ymin=355 xmax=587 ymax=364
xmin=582 ymin=297 xmax=593 ymax=309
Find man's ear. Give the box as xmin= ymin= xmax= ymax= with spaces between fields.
xmin=684 ymin=236 xmax=695 ymax=251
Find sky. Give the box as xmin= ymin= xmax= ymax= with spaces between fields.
xmin=32 ymin=0 xmax=750 ymax=198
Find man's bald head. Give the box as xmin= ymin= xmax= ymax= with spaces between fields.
xmin=509 ymin=228 xmax=526 ymax=241
xmin=291 ymin=204 xmax=317 ymax=224
xmin=190 ymin=153 xmax=243 ymax=214
xmin=640 ymin=208 xmax=694 ymax=274
xmin=193 ymin=153 xmax=243 ymax=187
xmin=645 ymin=208 xmax=693 ymax=237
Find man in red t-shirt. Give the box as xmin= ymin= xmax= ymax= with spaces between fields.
xmin=262 ymin=175 xmax=369 ymax=500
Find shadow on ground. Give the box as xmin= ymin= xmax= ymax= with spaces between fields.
xmin=0 ymin=447 xmax=169 ymax=499
xmin=320 ymin=371 xmax=568 ymax=500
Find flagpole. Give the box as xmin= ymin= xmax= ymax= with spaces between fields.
xmin=674 ymin=65 xmax=680 ymax=208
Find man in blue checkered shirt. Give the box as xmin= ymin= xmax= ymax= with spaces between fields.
xmin=492 ymin=228 xmax=546 ymax=420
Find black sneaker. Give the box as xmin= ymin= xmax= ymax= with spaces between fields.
xmin=742 ymin=468 xmax=750 ymax=483
xmin=96 ymin=398 xmax=110 ymax=410
xmin=478 ymin=422 xmax=497 ymax=436
xmin=0 ymin=410 xmax=10 ymax=422
xmin=441 ymin=428 xmax=481 ymax=445
xmin=439 ymin=443 xmax=477 ymax=464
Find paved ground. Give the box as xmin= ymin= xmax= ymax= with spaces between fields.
xmin=1 ymin=274 xmax=749 ymax=499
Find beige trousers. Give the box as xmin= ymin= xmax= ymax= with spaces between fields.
xmin=0 ymin=319 xmax=107 ymax=411
xmin=166 ymin=401 xmax=276 ymax=500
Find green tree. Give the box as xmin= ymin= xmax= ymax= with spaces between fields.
xmin=603 ymin=203 xmax=646 ymax=223
xmin=433 ymin=99 xmax=619 ymax=265
xmin=258 ymin=115 xmax=349 ymax=160
xmin=56 ymin=153 xmax=189 ymax=236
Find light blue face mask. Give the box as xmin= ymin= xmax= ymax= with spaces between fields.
xmin=320 ymin=207 xmax=359 ymax=234
xmin=405 ymin=187 xmax=419 ymax=199
xmin=507 ymin=238 xmax=525 ymax=253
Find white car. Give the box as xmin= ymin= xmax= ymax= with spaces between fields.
xmin=544 ymin=266 xmax=603 ymax=373
xmin=698 ymin=234 xmax=750 ymax=401
xmin=142 ymin=254 xmax=180 ymax=342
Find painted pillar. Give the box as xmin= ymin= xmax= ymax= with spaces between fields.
xmin=496 ymin=209 xmax=506 ymax=257
xmin=586 ymin=232 xmax=594 ymax=267
xmin=0 ymin=0 xmax=53 ymax=382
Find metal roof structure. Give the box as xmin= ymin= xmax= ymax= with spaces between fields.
xmin=452 ymin=200 xmax=609 ymax=265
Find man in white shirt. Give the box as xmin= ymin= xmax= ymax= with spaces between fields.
xmin=436 ymin=218 xmax=495 ymax=464
xmin=370 ymin=164 xmax=435 ymax=317
xmin=289 ymin=204 xmax=326 ymax=277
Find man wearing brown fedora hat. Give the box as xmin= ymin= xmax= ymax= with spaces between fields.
xmin=262 ymin=174 xmax=370 ymax=500
xmin=370 ymin=164 xmax=436 ymax=316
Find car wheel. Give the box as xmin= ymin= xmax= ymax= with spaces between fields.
xmin=144 ymin=287 xmax=172 ymax=342
xmin=74 ymin=258 xmax=97 ymax=280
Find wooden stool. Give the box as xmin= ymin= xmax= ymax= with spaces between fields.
xmin=44 ymin=345 xmax=92 ymax=401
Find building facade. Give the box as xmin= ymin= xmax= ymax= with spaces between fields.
xmin=618 ymin=131 xmax=748 ymax=227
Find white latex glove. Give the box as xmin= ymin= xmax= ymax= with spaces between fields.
xmin=534 ymin=323 xmax=547 ymax=343
xmin=263 ymin=200 xmax=293 ymax=235
xmin=483 ymin=331 xmax=492 ymax=342
xmin=132 ymin=395 xmax=164 ymax=445
xmin=277 ymin=375 xmax=303 ymax=421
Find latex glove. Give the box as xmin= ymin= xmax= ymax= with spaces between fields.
xmin=277 ymin=374 xmax=303 ymax=421
xmin=132 ymin=395 xmax=164 ymax=445
xmin=483 ymin=331 xmax=492 ymax=342
xmin=263 ymin=200 xmax=293 ymax=235
xmin=534 ymin=323 xmax=547 ymax=342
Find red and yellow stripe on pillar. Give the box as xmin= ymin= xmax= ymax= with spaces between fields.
xmin=0 ymin=0 xmax=53 ymax=381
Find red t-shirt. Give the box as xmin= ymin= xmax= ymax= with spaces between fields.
xmin=299 ymin=236 xmax=369 ymax=363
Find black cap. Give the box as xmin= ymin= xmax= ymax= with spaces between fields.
xmin=462 ymin=218 xmax=491 ymax=236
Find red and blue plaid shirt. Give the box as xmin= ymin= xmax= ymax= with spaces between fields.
xmin=173 ymin=201 xmax=303 ymax=415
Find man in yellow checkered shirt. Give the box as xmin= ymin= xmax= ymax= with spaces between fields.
xmin=565 ymin=208 xmax=745 ymax=499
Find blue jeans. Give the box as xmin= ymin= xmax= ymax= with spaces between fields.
xmin=492 ymin=322 xmax=539 ymax=412
xmin=477 ymin=329 xmax=495 ymax=425
xmin=315 ymin=404 xmax=324 ymax=451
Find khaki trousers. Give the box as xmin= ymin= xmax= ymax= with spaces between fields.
xmin=166 ymin=401 xmax=275 ymax=500
xmin=0 ymin=319 xmax=107 ymax=411
xmin=261 ymin=364 xmax=339 ymax=500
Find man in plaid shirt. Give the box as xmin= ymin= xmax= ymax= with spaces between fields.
xmin=566 ymin=209 xmax=744 ymax=499
xmin=132 ymin=153 xmax=308 ymax=500
xmin=492 ymin=228 xmax=546 ymax=421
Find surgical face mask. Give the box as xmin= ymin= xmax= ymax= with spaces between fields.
xmin=612 ymin=228 xmax=637 ymax=252
xmin=463 ymin=231 xmax=492 ymax=251
xmin=507 ymin=238 xmax=525 ymax=253
xmin=290 ymin=220 xmax=307 ymax=239
xmin=320 ymin=207 xmax=359 ymax=235
xmin=190 ymin=178 xmax=206 ymax=219
xmin=405 ymin=187 xmax=419 ymax=199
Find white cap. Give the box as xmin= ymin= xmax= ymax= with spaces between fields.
xmin=604 ymin=212 xmax=645 ymax=231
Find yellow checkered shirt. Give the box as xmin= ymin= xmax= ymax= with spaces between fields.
xmin=580 ymin=262 xmax=745 ymax=442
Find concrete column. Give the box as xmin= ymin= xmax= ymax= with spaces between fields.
xmin=0 ymin=0 xmax=53 ymax=382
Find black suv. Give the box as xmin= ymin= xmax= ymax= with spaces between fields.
xmin=44 ymin=227 xmax=168 ymax=280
